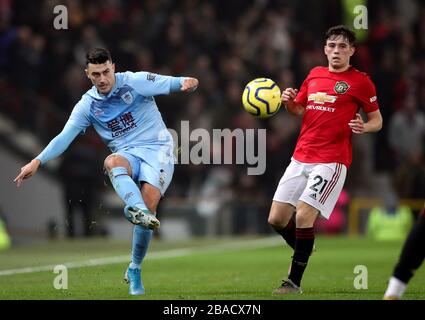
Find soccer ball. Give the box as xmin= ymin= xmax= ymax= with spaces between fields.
xmin=242 ymin=78 xmax=282 ymax=119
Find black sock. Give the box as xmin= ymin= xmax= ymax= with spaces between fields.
xmin=288 ymin=227 xmax=315 ymax=287
xmin=393 ymin=214 xmax=425 ymax=283
xmin=274 ymin=219 xmax=295 ymax=249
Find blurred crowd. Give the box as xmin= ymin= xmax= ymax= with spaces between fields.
xmin=1 ymin=0 xmax=425 ymax=235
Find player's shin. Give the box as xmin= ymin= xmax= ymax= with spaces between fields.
xmin=130 ymin=225 xmax=153 ymax=269
xmin=288 ymin=227 xmax=315 ymax=287
xmin=108 ymin=167 xmax=146 ymax=209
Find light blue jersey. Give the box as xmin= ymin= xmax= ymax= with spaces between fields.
xmin=69 ymin=71 xmax=179 ymax=152
xmin=36 ymin=71 xmax=185 ymax=194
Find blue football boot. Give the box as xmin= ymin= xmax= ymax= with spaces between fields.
xmin=124 ymin=205 xmax=160 ymax=230
xmin=124 ymin=267 xmax=145 ymax=295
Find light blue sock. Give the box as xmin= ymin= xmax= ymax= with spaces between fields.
xmin=108 ymin=167 xmax=146 ymax=210
xmin=130 ymin=225 xmax=153 ymax=269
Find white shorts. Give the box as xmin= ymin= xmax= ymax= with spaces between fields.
xmin=273 ymin=158 xmax=347 ymax=219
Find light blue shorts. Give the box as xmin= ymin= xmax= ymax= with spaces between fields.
xmin=114 ymin=145 xmax=175 ymax=196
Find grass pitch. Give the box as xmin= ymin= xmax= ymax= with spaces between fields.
xmin=0 ymin=235 xmax=423 ymax=300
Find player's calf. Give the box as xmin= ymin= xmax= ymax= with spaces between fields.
xmin=268 ymin=201 xmax=296 ymax=248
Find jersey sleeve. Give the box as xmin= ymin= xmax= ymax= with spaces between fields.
xmin=35 ymin=122 xmax=82 ymax=164
xmin=356 ymin=76 xmax=379 ymax=113
xmin=294 ymin=75 xmax=310 ymax=107
xmin=126 ymin=71 xmax=184 ymax=96
xmin=67 ymin=94 xmax=92 ymax=132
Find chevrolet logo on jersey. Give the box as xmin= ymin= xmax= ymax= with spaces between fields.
xmin=308 ymin=92 xmax=337 ymax=104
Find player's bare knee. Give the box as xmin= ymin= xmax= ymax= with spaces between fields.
xmin=295 ymin=206 xmax=318 ymax=228
xmin=104 ymin=154 xmax=130 ymax=173
xmin=268 ymin=214 xmax=285 ymax=228
xmin=268 ymin=202 xmax=294 ymax=228
xmin=103 ymin=155 xmax=117 ymax=171
xmin=295 ymin=213 xmax=312 ymax=228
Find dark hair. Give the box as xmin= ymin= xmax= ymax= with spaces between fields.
xmin=325 ymin=25 xmax=356 ymax=46
xmin=85 ymin=47 xmax=112 ymax=66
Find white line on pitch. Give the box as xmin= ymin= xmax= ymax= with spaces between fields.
xmin=0 ymin=236 xmax=281 ymax=277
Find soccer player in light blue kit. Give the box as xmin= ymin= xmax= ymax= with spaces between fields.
xmin=14 ymin=48 xmax=199 ymax=295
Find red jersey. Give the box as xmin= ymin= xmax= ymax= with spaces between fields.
xmin=293 ymin=66 xmax=379 ymax=168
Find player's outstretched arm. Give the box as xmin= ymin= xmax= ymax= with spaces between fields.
xmin=282 ymin=88 xmax=304 ymax=116
xmin=13 ymin=122 xmax=81 ymax=187
xmin=127 ymin=72 xmax=198 ymax=96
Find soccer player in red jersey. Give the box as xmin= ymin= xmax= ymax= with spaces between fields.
xmin=384 ymin=205 xmax=425 ymax=299
xmin=268 ymin=25 xmax=383 ymax=294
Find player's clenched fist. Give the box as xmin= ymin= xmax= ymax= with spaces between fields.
xmin=181 ymin=77 xmax=199 ymax=92
xmin=281 ymin=88 xmax=304 ymax=116
xmin=348 ymin=113 xmax=365 ymax=134
xmin=281 ymin=88 xmax=299 ymax=104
